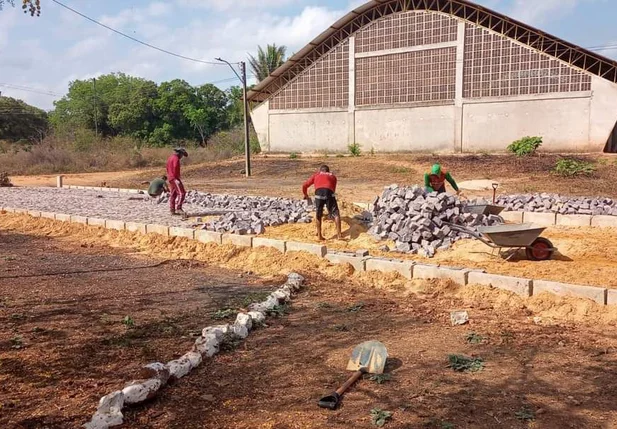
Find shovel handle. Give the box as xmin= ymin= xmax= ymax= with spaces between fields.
xmin=335 ymin=369 xmax=365 ymax=396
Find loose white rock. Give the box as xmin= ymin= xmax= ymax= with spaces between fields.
xmin=248 ymin=311 xmax=266 ymax=324
xmin=202 ymin=324 xmax=230 ymax=340
xmin=232 ymin=323 xmax=249 ymax=339
xmin=139 ymin=362 xmax=170 ymax=385
xmin=122 ymin=379 xmax=162 ymax=405
xmin=272 ymin=289 xmax=290 ymax=301
xmin=184 ymin=351 xmax=203 ymax=369
xmin=166 ymin=356 xmax=192 ymax=381
xmin=83 ymin=391 xmax=125 ymax=429
xmin=193 ymin=334 xmax=220 ymax=357
xmin=287 ymin=273 xmax=305 ymax=287
xmin=235 ymin=313 xmax=253 ymax=329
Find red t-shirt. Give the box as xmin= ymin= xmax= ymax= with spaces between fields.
xmin=302 ymin=171 xmax=337 ymax=197
xmin=166 ymin=154 xmax=181 ymax=181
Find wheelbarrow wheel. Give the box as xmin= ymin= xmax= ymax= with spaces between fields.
xmin=526 ymin=237 xmax=554 ymax=261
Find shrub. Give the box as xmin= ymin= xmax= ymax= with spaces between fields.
xmin=289 ymin=152 xmax=299 ymax=159
xmin=348 ymin=142 xmax=361 ymax=157
xmin=553 ymin=158 xmax=596 ymax=177
xmin=507 ymin=136 xmax=542 ymax=156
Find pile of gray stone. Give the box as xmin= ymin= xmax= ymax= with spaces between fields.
xmin=160 ymin=191 xmax=312 ymax=235
xmin=495 ymin=193 xmax=617 ymax=216
xmin=369 ymin=185 xmax=502 ymax=257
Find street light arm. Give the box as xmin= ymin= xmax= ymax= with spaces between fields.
xmin=215 ymin=58 xmax=244 ymax=84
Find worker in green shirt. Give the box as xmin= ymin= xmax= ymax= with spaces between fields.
xmin=424 ymin=164 xmax=460 ymax=195
xmin=148 ymin=175 xmax=169 ymax=199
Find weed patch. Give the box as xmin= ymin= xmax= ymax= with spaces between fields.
xmin=447 ymin=354 xmax=484 ymax=373
xmin=371 ymin=408 xmax=393 ymax=427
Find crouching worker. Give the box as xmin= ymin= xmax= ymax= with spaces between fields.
xmin=425 ymin=163 xmax=460 ymax=195
xmin=302 ymin=165 xmax=342 ymax=241
xmin=148 ymin=175 xmax=169 ymax=201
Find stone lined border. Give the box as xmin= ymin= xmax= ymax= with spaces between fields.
xmin=83 ymin=273 xmax=305 ymax=429
xmin=502 ymin=210 xmax=617 ymax=227
xmin=59 ymin=184 xmax=143 ymax=195
xmin=0 ymin=208 xmax=613 ymax=307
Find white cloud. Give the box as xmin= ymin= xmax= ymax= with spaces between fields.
xmin=146 ymin=2 xmax=173 ymax=17
xmin=175 ymin=0 xmax=299 ymax=11
xmin=66 ymin=36 xmax=109 ymax=59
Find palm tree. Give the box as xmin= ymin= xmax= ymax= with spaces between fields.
xmin=248 ymin=44 xmax=287 ymax=82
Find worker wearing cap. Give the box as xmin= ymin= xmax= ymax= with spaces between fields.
xmin=302 ymin=165 xmax=342 ymax=241
xmin=166 ymin=148 xmax=188 ymax=215
xmin=425 ymin=164 xmax=460 ymax=195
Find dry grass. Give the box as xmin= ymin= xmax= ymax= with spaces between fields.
xmin=0 ymin=127 xmax=259 ymax=176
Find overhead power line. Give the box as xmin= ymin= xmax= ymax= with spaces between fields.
xmin=0 ymin=83 xmax=61 ymax=97
xmin=51 ymin=0 xmax=229 ymax=66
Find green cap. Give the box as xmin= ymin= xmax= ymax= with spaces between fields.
xmin=431 ymin=164 xmax=441 ymax=175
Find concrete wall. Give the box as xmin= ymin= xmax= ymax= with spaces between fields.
xmin=461 ymin=94 xmax=592 ymax=152
xmin=251 ymin=101 xmax=270 ymax=152
xmin=268 ymin=110 xmax=349 ymax=152
xmin=251 ymin=78 xmax=617 ymax=154
xmin=355 ymin=105 xmax=456 ymax=152
xmin=590 ymin=76 xmax=617 ymax=152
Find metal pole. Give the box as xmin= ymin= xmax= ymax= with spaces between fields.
xmin=92 ymin=77 xmax=98 ymax=137
xmin=215 ymin=57 xmax=251 ymax=178
xmin=240 ymin=61 xmax=251 ymax=178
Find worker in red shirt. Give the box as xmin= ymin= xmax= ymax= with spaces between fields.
xmin=166 ymin=148 xmax=189 ymax=215
xmin=302 ymin=165 xmax=342 ymax=241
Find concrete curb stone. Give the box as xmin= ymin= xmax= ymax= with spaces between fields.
xmin=533 ymin=280 xmax=607 ymax=304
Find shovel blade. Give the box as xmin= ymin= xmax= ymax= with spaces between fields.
xmin=346 ymin=340 xmax=388 ymax=374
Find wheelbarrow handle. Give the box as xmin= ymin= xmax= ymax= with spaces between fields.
xmin=318 ymin=369 xmax=365 ymax=410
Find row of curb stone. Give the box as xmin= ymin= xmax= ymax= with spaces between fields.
xmin=1 ymin=207 xmax=614 ymax=306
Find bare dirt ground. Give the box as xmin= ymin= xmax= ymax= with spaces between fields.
xmin=0 ymin=224 xmax=279 ymax=428
xmin=2 ymin=215 xmax=617 ymax=428
xmin=11 ymin=154 xmax=617 ymax=203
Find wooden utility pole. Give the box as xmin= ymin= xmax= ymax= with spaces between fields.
xmin=240 ymin=61 xmax=251 ymax=178
xmin=92 ymin=77 xmax=99 ymax=137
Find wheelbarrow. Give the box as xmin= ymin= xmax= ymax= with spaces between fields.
xmin=447 ymin=223 xmax=556 ymax=261
xmin=464 ymin=204 xmax=505 ymax=216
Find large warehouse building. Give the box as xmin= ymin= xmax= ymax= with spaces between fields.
xmin=247 ymin=0 xmax=617 ymax=153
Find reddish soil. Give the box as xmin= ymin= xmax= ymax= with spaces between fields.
xmin=2 ymin=219 xmax=617 ymax=428
xmin=0 ymin=231 xmax=279 ymax=428
xmin=120 ymin=280 xmax=617 ymax=429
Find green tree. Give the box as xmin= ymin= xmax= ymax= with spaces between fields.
xmin=51 ymin=73 xmax=158 ymax=138
xmin=226 ymin=86 xmax=244 ymax=128
xmin=108 ymin=78 xmax=158 ymax=139
xmin=152 ymin=79 xmax=196 ymax=144
xmin=248 ymin=44 xmax=287 ymax=82
xmin=0 ymin=96 xmax=48 ymax=142
xmin=185 ymin=84 xmax=228 ymax=146
xmin=0 ymin=0 xmax=41 ymax=16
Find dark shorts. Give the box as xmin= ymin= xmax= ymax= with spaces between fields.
xmin=315 ymin=188 xmax=339 ymax=219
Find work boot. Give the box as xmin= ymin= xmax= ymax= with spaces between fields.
xmin=170 ymin=209 xmax=176 ymax=216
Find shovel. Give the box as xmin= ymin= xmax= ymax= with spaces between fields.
xmin=318 ymin=340 xmax=388 ymax=410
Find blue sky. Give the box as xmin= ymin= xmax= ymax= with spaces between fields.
xmin=1 ymin=0 xmax=616 ymax=110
